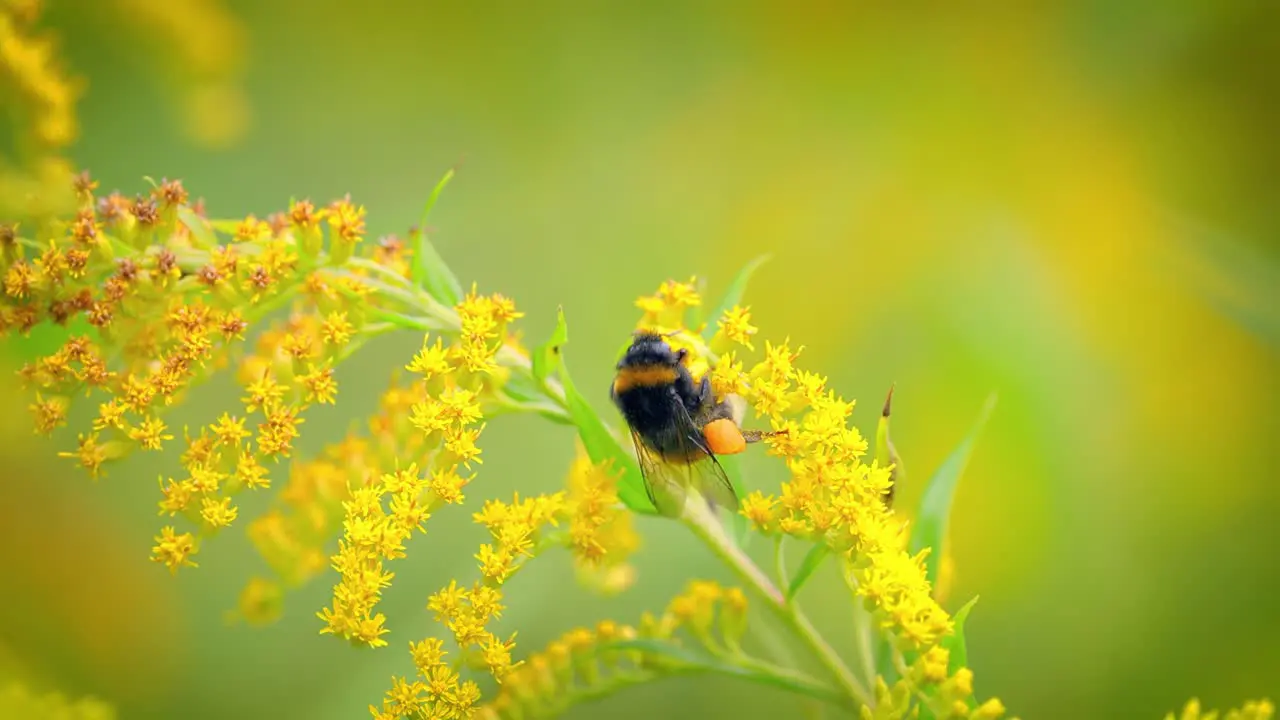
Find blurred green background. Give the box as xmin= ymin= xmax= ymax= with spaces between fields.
xmin=3 ymin=1 xmax=1278 ymax=718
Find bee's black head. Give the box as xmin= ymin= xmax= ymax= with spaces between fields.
xmin=618 ymin=330 xmax=686 ymax=369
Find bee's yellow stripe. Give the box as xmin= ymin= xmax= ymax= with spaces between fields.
xmin=613 ymin=364 xmax=678 ymax=394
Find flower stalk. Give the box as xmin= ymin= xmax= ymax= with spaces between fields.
xmin=681 ymin=499 xmax=872 ymax=707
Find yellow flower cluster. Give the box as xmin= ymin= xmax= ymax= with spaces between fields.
xmin=633 ymin=278 xmax=999 ymax=715
xmin=1169 ymin=699 xmax=1275 ymax=720
xmin=0 ymin=0 xmax=80 ymax=218
xmin=566 ymin=453 xmax=640 ymax=595
xmin=317 ymin=464 xmax=435 ymax=648
xmin=320 ymin=289 xmax=521 ymax=649
xmin=893 ymin=645 xmax=1006 ymax=720
xmin=242 ymin=371 xmax=424 ymax=624
xmin=477 ymin=580 xmax=747 ymax=720
xmin=371 ymin=453 xmax=637 ymax=719
xmin=724 ymin=341 xmax=949 ymax=650
xmin=636 ymin=276 xmax=703 ymax=331
xmin=0 ymin=167 xmax=463 ymax=581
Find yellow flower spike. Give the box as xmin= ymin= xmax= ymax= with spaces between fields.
xmin=57 ymin=432 xmax=121 ymax=479
xmin=1169 ymin=699 xmax=1276 ymax=720
xmin=970 ymin=698 xmax=1007 ymax=719
xmin=199 ymin=496 xmax=238 ymax=530
xmin=715 ymin=304 xmax=758 ymax=351
xmin=296 ymin=363 xmax=338 ymax=405
xmin=739 ymin=490 xmax=779 ymax=532
xmin=406 ymin=334 xmax=452 ymax=377
xmin=634 ymin=276 xmax=701 ymax=329
xmin=150 ymin=526 xmax=198 ymax=573
xmin=28 ymin=392 xmax=68 ymax=434
xmin=709 ymin=350 xmax=749 ymax=400
xmin=479 ymin=632 xmax=520 ymax=682
xmin=919 ymin=646 xmax=951 ymax=685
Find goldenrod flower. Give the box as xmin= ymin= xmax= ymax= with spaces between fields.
xmin=713 ymin=304 xmax=759 ymax=351
xmin=150 ymin=526 xmax=198 ymax=574
xmin=1170 ymin=698 xmax=1275 ymax=720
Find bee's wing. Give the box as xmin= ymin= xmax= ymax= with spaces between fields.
xmin=627 ymin=418 xmax=740 ymax=518
xmin=627 ymin=427 xmax=685 ymax=517
xmin=673 ymin=401 xmax=740 ymax=513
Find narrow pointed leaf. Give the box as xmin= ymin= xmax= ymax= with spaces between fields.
xmin=908 ymin=394 xmax=998 ymax=588
xmin=786 ymin=543 xmax=831 ymax=601
xmin=531 ymin=306 xmax=569 ymax=383
xmin=942 ymin=595 xmax=979 ymax=674
xmin=556 ymin=329 xmax=657 ymax=515
xmin=874 ymin=635 xmax=896 ymax=688
xmin=411 ymin=169 xmax=463 ymax=306
xmin=875 ymin=384 xmax=903 ymax=507
xmin=705 ymin=254 xmax=771 ymax=338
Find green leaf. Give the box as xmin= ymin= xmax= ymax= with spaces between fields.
xmin=941 ymin=595 xmax=979 ymax=674
xmin=209 ymin=219 xmax=243 ymax=235
xmin=908 ymin=394 xmax=998 ymax=589
xmin=410 ymin=169 xmax=464 ymax=306
xmin=874 ymin=634 xmax=896 ymax=688
xmin=555 ymin=317 xmax=657 ymax=515
xmin=177 ymin=206 xmax=219 ymax=248
xmin=501 ymin=369 xmax=543 ymax=405
xmin=531 ymin=306 xmax=569 ymax=384
xmin=600 ymin=639 xmax=850 ymax=708
xmin=684 ymin=276 xmax=706 ymax=332
xmin=704 ymin=254 xmax=771 ymax=338
xmin=874 ymin=384 xmax=903 ymax=507
xmin=786 ymin=543 xmax=831 ymax=601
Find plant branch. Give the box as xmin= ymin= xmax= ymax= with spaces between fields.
xmin=681 ymin=500 xmax=872 ymax=709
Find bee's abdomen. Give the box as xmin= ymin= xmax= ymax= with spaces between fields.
xmin=613 ymin=383 xmax=692 ymax=456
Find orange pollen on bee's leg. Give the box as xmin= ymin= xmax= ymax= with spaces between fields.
xmin=612 ymin=364 xmax=679 ymax=394
xmin=703 ymin=418 xmax=746 ymax=455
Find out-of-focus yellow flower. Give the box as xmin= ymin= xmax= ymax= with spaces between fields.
xmin=1169 ymin=698 xmax=1275 ymax=720
xmin=0 ymin=679 xmax=115 ymax=720
xmin=110 ymin=0 xmax=250 ymax=148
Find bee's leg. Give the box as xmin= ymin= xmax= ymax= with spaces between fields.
xmin=741 ymin=427 xmax=790 ymax=445
xmin=696 ymin=374 xmax=713 ymax=407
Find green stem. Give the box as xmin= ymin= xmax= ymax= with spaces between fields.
xmin=843 ymin=572 xmax=879 ymax=692
xmin=681 ymin=501 xmax=872 ymax=709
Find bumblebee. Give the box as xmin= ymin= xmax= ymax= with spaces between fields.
xmin=610 ymin=330 xmax=780 ymax=517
